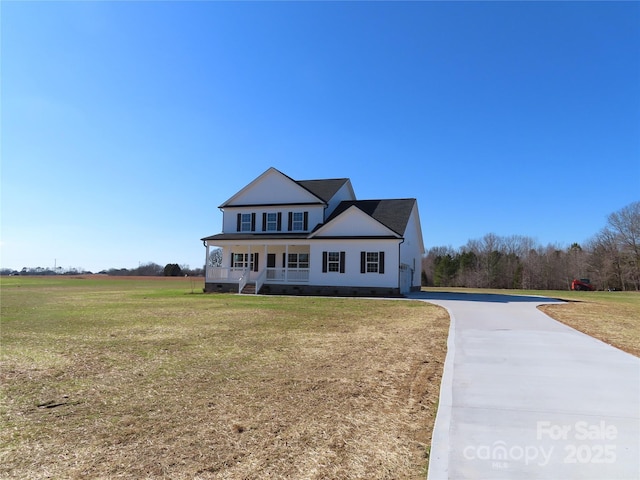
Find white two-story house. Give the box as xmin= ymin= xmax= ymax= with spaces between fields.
xmin=202 ymin=167 xmax=424 ymax=296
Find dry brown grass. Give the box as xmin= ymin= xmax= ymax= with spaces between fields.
xmin=1 ymin=277 xmax=449 ymax=479
xmin=538 ymin=292 xmax=640 ymax=357
xmin=424 ymin=286 xmax=639 ymax=358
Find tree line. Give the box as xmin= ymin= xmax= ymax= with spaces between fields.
xmin=422 ymin=201 xmax=640 ymax=291
xmin=2 ymin=262 xmax=205 ymax=277
xmin=99 ymin=262 xmax=205 ymax=277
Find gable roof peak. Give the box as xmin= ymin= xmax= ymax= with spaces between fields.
xmin=218 ymin=167 xmax=320 ymax=208
xmin=219 ymin=167 xmax=356 ymax=208
xmin=325 ymin=198 xmax=417 ymax=236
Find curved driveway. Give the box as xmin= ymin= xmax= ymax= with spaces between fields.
xmin=408 ymin=292 xmax=640 ymax=480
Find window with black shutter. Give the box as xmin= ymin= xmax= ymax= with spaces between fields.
xmin=291 ymin=212 xmax=304 ymax=231
xmin=360 ymin=251 xmax=384 ymax=274
xmin=264 ymin=212 xmax=278 ymax=232
xmin=324 ymin=251 xmax=343 ymax=273
xmin=238 ymin=213 xmax=253 ymax=232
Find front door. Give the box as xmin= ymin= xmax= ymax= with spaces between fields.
xmin=267 ymin=254 xmax=276 ymax=268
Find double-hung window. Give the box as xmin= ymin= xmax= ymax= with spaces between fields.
xmin=237 ymin=213 xmax=256 ymax=232
xmin=288 ymin=253 xmax=309 ymax=269
xmin=240 ymin=214 xmax=252 ymax=232
xmin=231 ymin=253 xmax=258 ymax=272
xmin=366 ymin=252 xmax=379 ymax=272
xmin=266 ymin=213 xmax=278 ymax=231
xmin=262 ymin=212 xmax=281 ymax=232
xmin=287 ymin=212 xmax=308 ymax=231
xmin=232 ymin=253 xmax=252 ymax=269
xmin=360 ymin=251 xmax=385 ymax=274
xmin=322 ymin=251 xmax=345 ymax=273
xmin=292 ymin=212 xmax=304 ymax=231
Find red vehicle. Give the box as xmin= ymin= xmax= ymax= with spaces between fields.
xmin=571 ymin=278 xmax=595 ymax=291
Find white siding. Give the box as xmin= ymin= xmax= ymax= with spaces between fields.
xmin=309 ymin=240 xmax=400 ymax=288
xmin=312 ymin=206 xmax=397 ymax=237
xmin=226 ymin=169 xmax=321 ymax=206
xmin=399 ymin=204 xmax=425 ymax=288
xmin=222 ymin=206 xmax=325 ymax=233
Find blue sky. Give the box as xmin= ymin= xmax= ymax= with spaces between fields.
xmin=2 ymin=1 xmax=639 ymax=272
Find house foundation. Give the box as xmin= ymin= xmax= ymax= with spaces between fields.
xmin=203 ymin=282 xmax=404 ymax=297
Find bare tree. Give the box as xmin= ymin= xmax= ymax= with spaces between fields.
xmin=208 ymin=248 xmax=223 ymax=268
xmin=606 ymin=201 xmax=640 ymax=290
xmin=588 ymin=228 xmax=624 ymax=290
xmin=567 ymin=243 xmax=588 ymax=284
xmin=421 ymin=203 xmax=639 ymax=291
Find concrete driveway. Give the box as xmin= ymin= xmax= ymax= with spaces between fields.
xmin=408 ymin=291 xmax=640 ymax=480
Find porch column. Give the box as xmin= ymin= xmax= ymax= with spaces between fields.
xmin=205 ymin=242 xmax=210 ymax=279
xmin=285 ymin=244 xmax=289 ymax=282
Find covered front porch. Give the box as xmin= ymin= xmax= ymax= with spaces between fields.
xmin=204 ymin=242 xmax=310 ymax=294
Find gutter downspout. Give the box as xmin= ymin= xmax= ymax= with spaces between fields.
xmin=398 ymin=237 xmax=405 ymax=294
xmin=203 ymin=241 xmax=210 ymax=283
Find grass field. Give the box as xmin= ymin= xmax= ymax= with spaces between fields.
xmin=0 ymin=276 xmax=449 ymax=479
xmin=2 ymin=278 xmax=637 ymax=479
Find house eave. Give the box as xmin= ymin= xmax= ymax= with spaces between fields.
xmin=202 ymin=233 xmax=311 ymax=242
xmin=219 ymin=202 xmax=326 ymax=209
xmin=309 ymin=235 xmax=402 ymax=240
xmin=202 ymin=233 xmax=402 ymax=242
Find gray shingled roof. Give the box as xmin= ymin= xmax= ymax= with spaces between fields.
xmin=296 ymin=178 xmax=350 ymax=203
xmin=324 ymin=199 xmax=416 ymax=236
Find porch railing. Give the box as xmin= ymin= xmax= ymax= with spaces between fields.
xmin=265 ymin=268 xmax=309 ymax=283
xmin=206 ymin=267 xmax=309 ymax=287
xmin=254 ymin=268 xmax=267 ymax=294
xmin=237 ymin=269 xmax=250 ymax=294
xmin=206 ymin=267 xmax=245 ymax=282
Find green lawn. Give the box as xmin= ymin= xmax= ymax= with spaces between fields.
xmin=1 ymin=276 xmax=449 ymax=479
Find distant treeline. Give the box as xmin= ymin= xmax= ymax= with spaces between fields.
xmin=2 ymin=262 xmax=204 ymax=277
xmin=103 ymin=263 xmax=204 ymax=277
xmin=423 ymin=201 xmax=639 ymax=291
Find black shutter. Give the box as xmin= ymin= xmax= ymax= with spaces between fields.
xmin=236 ymin=214 xmax=241 ymax=232
xmin=303 ymin=212 xmax=308 ymax=230
xmin=288 ymin=212 xmax=293 ymax=231
xmin=360 ymin=251 xmax=366 ymax=273
xmin=251 ymin=213 xmax=256 ymax=231
xmin=379 ymin=251 xmax=385 ymax=274
xmin=282 ymin=253 xmax=286 ymax=268
xmin=253 ymin=253 xmax=259 ymax=272
xmin=230 ymin=252 xmax=234 ymax=267
xmin=277 ymin=212 xmax=282 ymax=231
xmin=340 ymin=252 xmax=346 ymax=273
xmin=322 ymin=252 xmax=328 ymax=273
xmin=262 ymin=213 xmax=267 ymax=232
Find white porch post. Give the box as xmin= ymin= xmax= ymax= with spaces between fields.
xmin=205 ymin=242 xmax=210 ymax=279
xmin=285 ymin=244 xmax=289 ymax=282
